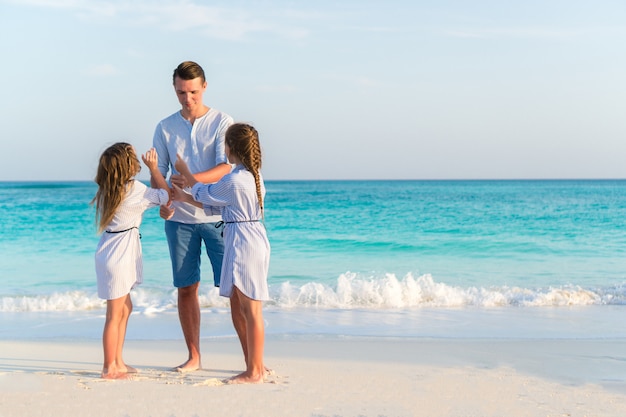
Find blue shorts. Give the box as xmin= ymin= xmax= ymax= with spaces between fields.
xmin=164 ymin=221 xmax=225 ymax=288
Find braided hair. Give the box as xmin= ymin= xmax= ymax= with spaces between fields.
xmin=225 ymin=123 xmax=264 ymax=214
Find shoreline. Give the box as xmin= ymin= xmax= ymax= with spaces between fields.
xmin=2 ymin=336 xmax=626 ymax=417
xmin=3 ymin=305 xmax=626 ymax=340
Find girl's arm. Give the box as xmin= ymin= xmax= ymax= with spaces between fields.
xmin=173 ymin=154 xmax=224 ymax=210
xmin=192 ymin=163 xmax=231 ymax=184
xmin=142 ymin=148 xmax=171 ymax=202
xmin=172 ymin=155 xmax=203 ymax=208
xmin=171 ymin=184 xmax=203 ymax=208
xmin=174 ymin=154 xmax=199 ymax=187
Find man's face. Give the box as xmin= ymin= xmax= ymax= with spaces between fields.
xmin=174 ymin=76 xmax=207 ymax=112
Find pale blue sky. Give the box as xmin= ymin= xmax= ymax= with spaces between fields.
xmin=1 ymin=0 xmax=625 ymax=181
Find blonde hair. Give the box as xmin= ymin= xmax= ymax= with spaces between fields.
xmin=225 ymin=123 xmax=264 ymax=213
xmin=91 ymin=142 xmax=141 ymax=233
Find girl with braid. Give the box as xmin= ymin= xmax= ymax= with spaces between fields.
xmin=172 ymin=123 xmax=270 ymax=384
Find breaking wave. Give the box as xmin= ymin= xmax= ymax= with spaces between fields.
xmin=3 ymin=273 xmax=626 ymax=312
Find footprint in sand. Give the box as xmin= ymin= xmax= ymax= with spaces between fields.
xmin=193 ymin=378 xmax=224 ymax=387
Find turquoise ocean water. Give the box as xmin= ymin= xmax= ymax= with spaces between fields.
xmin=2 ymin=180 xmax=626 ymax=340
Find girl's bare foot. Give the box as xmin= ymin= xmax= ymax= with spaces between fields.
xmin=101 ymin=367 xmax=132 ymax=380
xmin=119 ymin=364 xmax=139 ymax=374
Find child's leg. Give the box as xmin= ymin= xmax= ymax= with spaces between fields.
xmin=102 ymin=294 xmax=130 ymax=379
xmin=115 ymin=294 xmax=137 ymax=373
xmin=229 ymin=287 xmax=265 ymax=384
xmin=229 ymin=290 xmax=249 ymax=365
xmin=231 ymin=291 xmax=273 ymax=376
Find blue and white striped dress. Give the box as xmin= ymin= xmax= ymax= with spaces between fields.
xmin=191 ymin=165 xmax=270 ymax=300
xmin=95 ymin=180 xmax=169 ymax=300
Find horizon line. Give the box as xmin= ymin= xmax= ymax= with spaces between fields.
xmin=2 ymin=177 xmax=626 ymax=184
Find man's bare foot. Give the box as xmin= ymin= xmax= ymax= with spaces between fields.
xmin=226 ymin=371 xmax=265 ymax=384
xmin=173 ymin=358 xmax=201 ymax=373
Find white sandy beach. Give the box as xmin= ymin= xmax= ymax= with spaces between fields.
xmin=2 ymin=336 xmax=626 ymax=417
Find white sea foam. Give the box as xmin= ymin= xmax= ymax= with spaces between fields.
xmin=0 ymin=291 xmax=104 ymax=312
xmin=270 ymin=272 xmax=624 ymax=308
xmin=2 ymin=273 xmax=625 ymax=312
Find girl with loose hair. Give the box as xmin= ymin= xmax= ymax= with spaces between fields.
xmin=92 ymin=143 xmax=170 ymax=379
xmin=172 ymin=123 xmax=271 ymax=384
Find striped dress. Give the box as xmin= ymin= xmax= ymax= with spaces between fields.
xmin=191 ymin=165 xmax=270 ymax=300
xmin=95 ymin=180 xmax=169 ymax=300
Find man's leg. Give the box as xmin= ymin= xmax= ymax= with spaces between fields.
xmin=176 ymin=282 xmax=201 ymax=371
xmin=165 ymin=221 xmax=203 ymax=372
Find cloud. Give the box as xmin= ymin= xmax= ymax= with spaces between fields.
xmin=444 ymin=30 xmax=486 ymax=39
xmin=135 ymin=2 xmax=311 ymax=41
xmin=84 ymin=63 xmax=120 ymax=77
xmin=124 ymin=48 xmax=145 ymax=59
xmin=6 ymin=0 xmax=120 ymax=17
xmin=342 ymin=25 xmax=406 ymax=34
xmin=443 ymin=25 xmax=625 ymax=40
xmin=254 ymin=84 xmax=298 ymax=93
xmin=6 ymin=0 xmax=310 ymax=41
xmin=322 ymin=73 xmax=380 ymax=89
xmin=354 ymin=76 xmax=378 ymax=87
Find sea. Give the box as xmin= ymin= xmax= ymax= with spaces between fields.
xmin=2 ymin=179 xmax=626 ymax=342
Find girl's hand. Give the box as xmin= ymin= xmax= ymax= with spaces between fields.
xmin=171 ymin=184 xmax=184 ymax=201
xmin=174 ymin=154 xmax=199 ymax=189
xmin=174 ymin=154 xmax=189 ymax=176
xmin=159 ymin=202 xmax=175 ymax=220
xmin=170 ymin=173 xmax=187 ymax=189
xmin=171 ymin=184 xmax=195 ymax=205
xmin=142 ymin=148 xmax=159 ymax=171
xmin=172 ymin=184 xmax=203 ymax=208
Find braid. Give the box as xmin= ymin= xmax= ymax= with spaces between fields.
xmin=226 ymin=123 xmax=264 ymax=215
xmin=247 ymin=134 xmax=263 ymax=214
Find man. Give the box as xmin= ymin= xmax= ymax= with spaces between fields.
xmin=152 ymin=61 xmax=233 ymax=372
